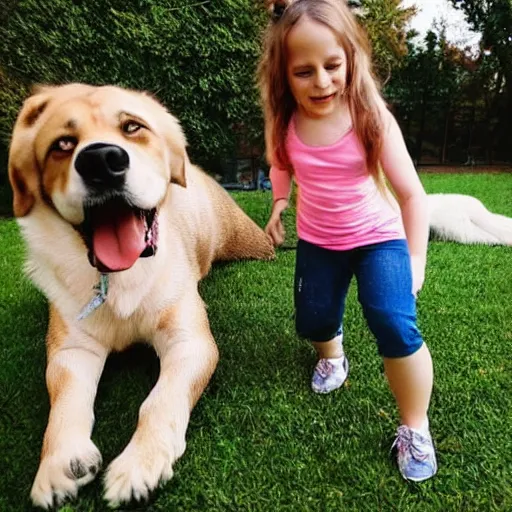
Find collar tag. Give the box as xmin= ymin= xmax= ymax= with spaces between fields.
xmin=77 ymin=273 xmax=110 ymax=320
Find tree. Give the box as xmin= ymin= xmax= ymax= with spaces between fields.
xmin=450 ymin=0 xmax=512 ymax=154
xmin=385 ymin=28 xmax=475 ymax=164
xmin=357 ymin=0 xmax=417 ymax=82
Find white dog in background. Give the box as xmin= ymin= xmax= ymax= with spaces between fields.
xmin=427 ymin=193 xmax=512 ymax=246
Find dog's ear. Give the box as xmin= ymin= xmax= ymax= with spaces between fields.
xmin=8 ymin=90 xmax=52 ymax=217
xmin=8 ymin=83 xmax=95 ymax=217
xmin=171 ymin=153 xmax=188 ymax=188
xmin=162 ymin=112 xmax=188 ymax=188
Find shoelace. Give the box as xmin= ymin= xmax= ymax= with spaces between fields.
xmin=392 ymin=426 xmax=429 ymax=462
xmin=315 ymin=359 xmax=334 ymax=379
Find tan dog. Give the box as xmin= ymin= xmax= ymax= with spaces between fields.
xmin=8 ymin=84 xmax=275 ymax=508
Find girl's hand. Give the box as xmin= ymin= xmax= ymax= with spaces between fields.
xmin=410 ymin=254 xmax=426 ymax=298
xmin=265 ymin=199 xmax=288 ymax=246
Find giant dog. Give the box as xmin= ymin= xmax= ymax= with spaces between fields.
xmin=8 ymin=83 xmax=275 ymax=508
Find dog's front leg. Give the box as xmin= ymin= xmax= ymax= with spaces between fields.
xmin=31 ymin=308 xmax=108 ymax=509
xmin=104 ymin=293 xmax=219 ymax=507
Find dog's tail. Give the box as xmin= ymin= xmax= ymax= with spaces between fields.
xmin=427 ymin=194 xmax=512 ymax=245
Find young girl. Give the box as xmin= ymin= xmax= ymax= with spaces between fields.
xmin=258 ymin=0 xmax=437 ymax=481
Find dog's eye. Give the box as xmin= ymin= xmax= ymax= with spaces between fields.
xmin=50 ymin=136 xmax=78 ymax=153
xmin=122 ymin=121 xmax=144 ymax=134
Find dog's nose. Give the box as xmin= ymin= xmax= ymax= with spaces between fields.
xmin=75 ymin=143 xmax=129 ymax=190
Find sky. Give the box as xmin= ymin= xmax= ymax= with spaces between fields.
xmin=401 ymin=0 xmax=481 ymax=49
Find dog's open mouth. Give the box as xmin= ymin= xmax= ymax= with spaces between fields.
xmin=80 ymin=198 xmax=159 ymax=273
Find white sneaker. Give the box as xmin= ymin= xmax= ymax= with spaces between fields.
xmin=311 ymin=355 xmax=349 ymax=394
xmin=392 ymin=424 xmax=438 ymax=482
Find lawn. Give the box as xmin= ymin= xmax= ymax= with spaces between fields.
xmin=0 ymin=173 xmax=511 ymax=511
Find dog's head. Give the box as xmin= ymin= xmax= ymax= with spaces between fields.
xmin=8 ymin=83 xmax=188 ymax=273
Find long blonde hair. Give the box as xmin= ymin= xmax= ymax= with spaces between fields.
xmin=258 ymin=0 xmax=387 ymax=179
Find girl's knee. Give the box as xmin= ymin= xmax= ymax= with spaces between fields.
xmin=365 ymin=308 xmax=423 ymax=358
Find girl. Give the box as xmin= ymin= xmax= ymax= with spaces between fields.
xmin=258 ymin=0 xmax=437 ymax=481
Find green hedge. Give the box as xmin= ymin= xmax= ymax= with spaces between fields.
xmin=0 ymin=0 xmax=267 ymax=172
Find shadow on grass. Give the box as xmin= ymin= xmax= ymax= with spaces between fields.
xmin=0 ymin=183 xmax=13 ymax=218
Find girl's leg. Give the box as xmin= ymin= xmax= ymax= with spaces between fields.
xmin=354 ymin=239 xmax=436 ymax=481
xmin=383 ymin=343 xmax=433 ymax=428
xmin=294 ymin=240 xmax=352 ymax=392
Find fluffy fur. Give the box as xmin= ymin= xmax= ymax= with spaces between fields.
xmin=427 ymin=193 xmax=512 ymax=246
xmin=8 ymin=84 xmax=274 ymax=509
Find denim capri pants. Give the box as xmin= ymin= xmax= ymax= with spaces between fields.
xmin=294 ymin=238 xmax=424 ymax=358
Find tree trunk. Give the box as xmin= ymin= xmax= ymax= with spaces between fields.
xmin=441 ymin=104 xmax=451 ymax=164
xmin=466 ymin=99 xmax=477 ymax=166
xmin=415 ymin=91 xmax=428 ymax=165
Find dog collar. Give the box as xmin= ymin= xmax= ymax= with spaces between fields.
xmin=77 ymin=273 xmax=109 ymax=320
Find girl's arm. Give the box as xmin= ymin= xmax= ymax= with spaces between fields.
xmin=270 ymin=166 xmax=292 ymax=205
xmin=265 ymin=166 xmax=293 ymax=246
xmin=380 ymin=110 xmax=429 ymax=295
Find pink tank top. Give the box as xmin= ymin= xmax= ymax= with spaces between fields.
xmin=270 ymin=121 xmax=405 ymax=250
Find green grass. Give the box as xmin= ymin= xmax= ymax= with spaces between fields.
xmin=1 ymin=173 xmax=511 ymax=511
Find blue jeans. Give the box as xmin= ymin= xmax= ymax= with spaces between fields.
xmin=294 ymin=239 xmax=423 ymax=358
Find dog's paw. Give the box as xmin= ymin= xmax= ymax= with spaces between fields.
xmin=30 ymin=437 xmax=102 ymax=509
xmin=103 ymin=432 xmax=186 ymax=507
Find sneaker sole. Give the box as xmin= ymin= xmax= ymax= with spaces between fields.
xmin=402 ymin=468 xmax=437 ymax=482
xmin=401 ymin=459 xmax=438 ymax=482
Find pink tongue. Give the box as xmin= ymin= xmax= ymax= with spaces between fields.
xmin=92 ymin=206 xmax=146 ymax=272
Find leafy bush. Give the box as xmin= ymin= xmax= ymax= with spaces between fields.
xmin=0 ymin=0 xmax=267 ymax=172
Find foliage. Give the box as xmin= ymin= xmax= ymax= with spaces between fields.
xmin=0 ymin=68 xmax=29 ymax=152
xmin=0 ymin=0 xmax=420 ymax=180
xmin=0 ymin=0 xmax=267 ymax=170
xmin=450 ymin=0 xmax=512 ymax=64
xmin=358 ymin=0 xmax=416 ymax=83
xmin=385 ymin=31 xmax=470 ymax=162
xmin=384 ymin=7 xmax=511 ymax=165
xmin=1 ymin=0 xmax=511 ymax=176
xmin=450 ymin=0 xmax=512 ymax=151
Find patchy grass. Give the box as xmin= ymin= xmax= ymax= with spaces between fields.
xmin=0 ymin=173 xmax=511 ymax=511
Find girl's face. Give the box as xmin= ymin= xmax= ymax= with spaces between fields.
xmin=286 ymin=16 xmax=347 ymax=119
